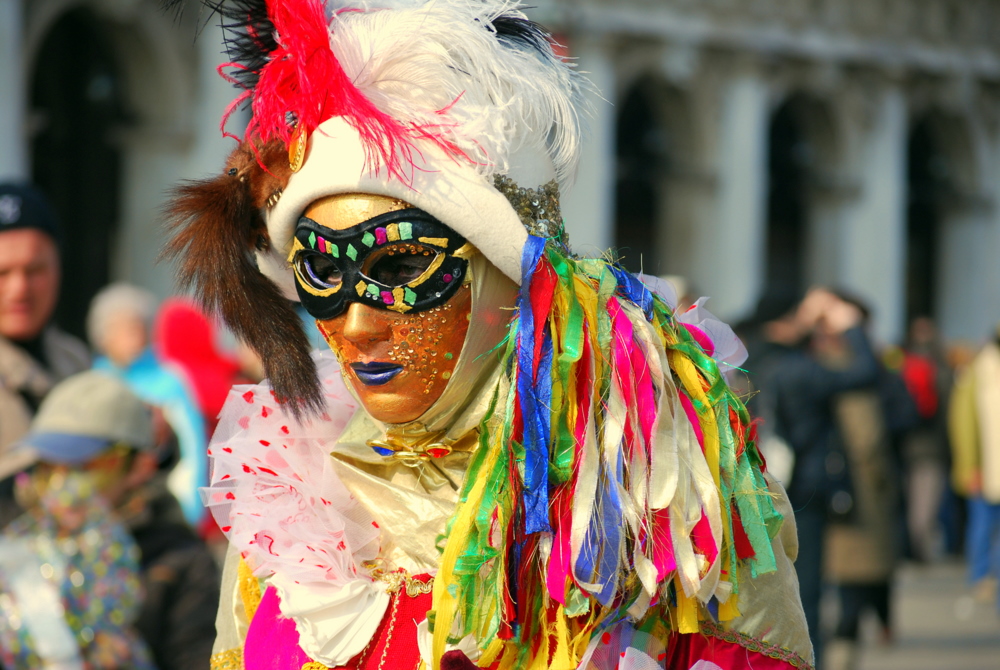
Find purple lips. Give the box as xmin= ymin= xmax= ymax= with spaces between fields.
xmin=350 ymin=362 xmax=404 ymax=386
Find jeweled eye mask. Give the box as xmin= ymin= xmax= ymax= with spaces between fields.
xmin=290 ymin=208 xmax=473 ymax=320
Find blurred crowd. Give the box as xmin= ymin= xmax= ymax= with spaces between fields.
xmin=733 ymin=285 xmax=1000 ymax=670
xmin=2 ymin=177 xmax=1000 ymax=670
xmin=0 ymin=182 xmax=263 ymax=669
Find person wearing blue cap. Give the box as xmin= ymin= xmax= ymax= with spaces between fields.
xmin=0 ymin=182 xmax=90 ymax=527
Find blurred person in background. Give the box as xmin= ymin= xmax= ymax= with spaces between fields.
xmin=0 ymin=369 xmax=220 ymax=670
xmin=896 ymin=316 xmax=953 ymax=562
xmin=88 ymin=283 xmax=208 ymax=526
xmin=0 ymin=183 xmax=89 ymax=528
xmin=818 ymin=294 xmax=908 ymax=670
xmin=949 ymin=324 xmax=1000 ymax=608
xmin=154 ymin=298 xmax=246 ymax=546
xmin=0 ymin=372 xmax=156 ymax=669
xmin=747 ymin=287 xmax=880 ymax=663
xmin=117 ymin=438 xmax=220 ymax=670
xmin=154 ymin=298 xmax=244 ymax=439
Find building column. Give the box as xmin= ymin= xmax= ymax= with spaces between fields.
xmin=186 ymin=20 xmax=245 ymax=179
xmin=696 ymin=71 xmax=769 ymax=321
xmin=840 ymin=87 xmax=907 ymax=344
xmin=934 ymin=125 xmax=998 ymax=343
xmin=0 ymin=0 xmax=28 ymax=181
xmin=561 ymin=35 xmax=616 ymax=257
xmin=115 ymin=18 xmax=238 ymax=298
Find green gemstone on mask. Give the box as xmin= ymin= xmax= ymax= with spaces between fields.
xmin=330 ymin=243 xmax=339 ymax=258
xmin=308 ymin=232 xmax=317 ymax=249
xmin=444 ymin=352 xmax=453 ymax=360
xmin=399 ymin=222 xmax=413 ymax=240
xmin=362 ymin=232 xmax=376 ymax=247
xmin=346 ymin=244 xmax=358 ymax=260
xmin=403 ymin=287 xmax=417 ymax=304
xmin=367 ymin=283 xmax=380 ymax=297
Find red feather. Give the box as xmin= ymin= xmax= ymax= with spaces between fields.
xmin=222 ymin=0 xmax=471 ymax=183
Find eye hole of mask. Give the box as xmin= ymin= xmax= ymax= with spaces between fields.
xmin=296 ymin=252 xmax=344 ymax=289
xmin=364 ymin=245 xmax=437 ymax=286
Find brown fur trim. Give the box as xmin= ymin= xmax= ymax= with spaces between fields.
xmin=161 ymin=141 xmax=323 ymax=416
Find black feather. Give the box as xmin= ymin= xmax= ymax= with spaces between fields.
xmin=491 ymin=14 xmax=553 ymax=57
xmin=158 ymin=0 xmax=186 ymax=14
xmin=209 ymin=0 xmax=278 ymax=93
xmin=160 ymin=1 xmax=277 ymax=94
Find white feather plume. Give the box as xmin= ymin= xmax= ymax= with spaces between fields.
xmin=326 ymin=0 xmax=589 ymax=187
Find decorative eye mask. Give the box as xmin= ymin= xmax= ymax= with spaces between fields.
xmin=290 ymin=208 xmax=473 ymax=320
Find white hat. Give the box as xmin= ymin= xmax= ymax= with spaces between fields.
xmin=227 ymin=1 xmax=585 ymax=291
xmin=0 ymin=371 xmax=153 ymax=479
xmin=163 ymin=0 xmax=588 ymax=409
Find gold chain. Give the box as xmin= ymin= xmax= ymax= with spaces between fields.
xmin=369 ymin=567 xmax=435 ymax=597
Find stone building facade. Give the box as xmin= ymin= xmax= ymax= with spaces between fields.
xmin=1 ymin=0 xmax=997 ymax=344
xmin=547 ymin=0 xmax=1000 ymax=344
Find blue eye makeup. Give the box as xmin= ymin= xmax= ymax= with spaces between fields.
xmin=291 ymin=208 xmax=472 ymax=320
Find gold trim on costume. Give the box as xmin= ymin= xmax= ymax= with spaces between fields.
xmin=237 ymin=558 xmax=263 ymax=625
xmin=416 ymin=236 xmax=449 ymax=247
xmin=289 ymin=126 xmax=308 ymax=172
xmin=404 ymin=251 xmax=446 ymax=288
xmin=210 ymin=648 xmax=243 ymax=670
xmin=367 ymin=565 xmax=435 ymax=597
xmin=349 ymin=568 xmax=427 ymax=670
xmin=700 ymin=621 xmax=815 ymax=670
xmin=289 ymin=239 xmax=343 ymax=298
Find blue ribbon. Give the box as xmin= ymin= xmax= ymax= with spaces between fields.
xmin=517 ymin=235 xmax=553 ymax=535
xmin=610 ymin=266 xmax=654 ymax=320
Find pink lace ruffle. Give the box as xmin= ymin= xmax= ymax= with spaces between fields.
xmin=203 ymin=351 xmax=380 ymax=586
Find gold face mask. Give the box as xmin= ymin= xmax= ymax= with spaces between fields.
xmin=307 ymin=194 xmax=475 ymax=424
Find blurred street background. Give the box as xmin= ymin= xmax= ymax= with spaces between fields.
xmin=850 ymin=560 xmax=1000 ymax=670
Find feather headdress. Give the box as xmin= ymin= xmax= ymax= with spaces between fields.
xmin=179 ymin=0 xmax=583 ymax=185
xmin=163 ymin=0 xmax=587 ymax=409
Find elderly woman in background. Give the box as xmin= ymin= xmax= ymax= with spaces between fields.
xmin=88 ymin=283 xmax=207 ymax=525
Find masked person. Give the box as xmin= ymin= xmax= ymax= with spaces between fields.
xmin=164 ymin=2 xmax=813 ymax=669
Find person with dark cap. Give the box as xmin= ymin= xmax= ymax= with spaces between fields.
xmin=0 ymin=183 xmax=90 ymax=527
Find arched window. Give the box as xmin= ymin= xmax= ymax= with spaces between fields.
xmin=30 ymin=8 xmax=126 ymax=341
xmin=764 ymin=100 xmax=812 ymax=296
xmin=905 ymin=119 xmax=949 ymax=324
xmin=614 ymin=80 xmax=669 ymax=274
